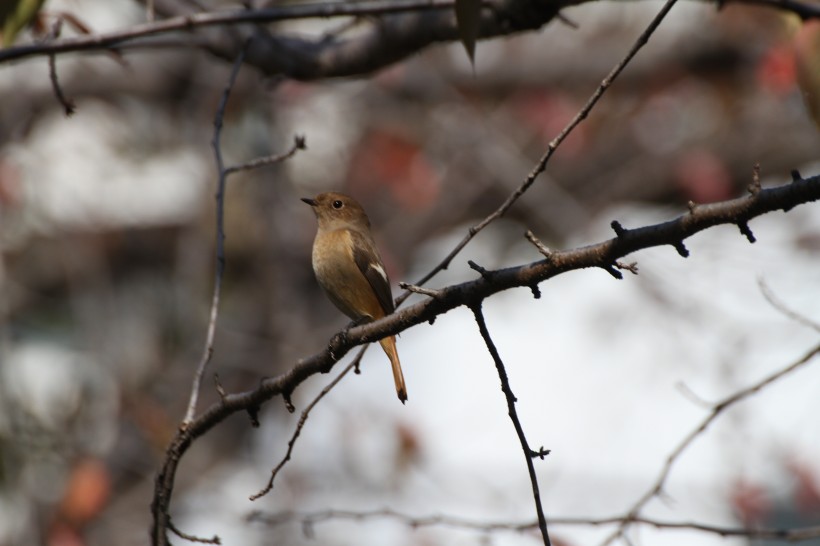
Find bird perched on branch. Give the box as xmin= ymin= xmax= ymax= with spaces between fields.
xmin=302 ymin=192 xmax=408 ymax=403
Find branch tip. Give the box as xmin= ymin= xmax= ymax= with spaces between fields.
xmin=611 ymin=220 xmax=627 ymax=237
xmin=282 ymin=394 xmax=295 ymax=414
xmin=468 ymin=260 xmax=491 ymax=279
xmin=248 ymin=405 xmax=261 ymax=426
xmin=525 ymin=230 xmax=553 ymax=260
xmin=738 ymin=222 xmax=756 ymax=243
xmin=168 ymin=517 xmax=222 ymax=544
xmin=602 ymin=265 xmax=623 ymax=279
xmin=399 ymin=282 xmax=442 ymax=298
xmin=213 ymin=373 xmax=227 ymax=401
xmin=532 ymin=446 xmax=551 ymax=459
xmin=556 ymin=11 xmax=579 ymax=29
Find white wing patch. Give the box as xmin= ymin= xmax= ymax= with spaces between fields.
xmin=370 ymin=263 xmax=389 ymax=284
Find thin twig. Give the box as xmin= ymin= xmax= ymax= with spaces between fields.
xmin=759 ymin=278 xmax=820 ymax=333
xmin=525 ymin=230 xmax=553 ymax=259
xmin=0 ymin=0 xmax=470 ymax=63
xmin=168 ymin=518 xmax=221 ymax=544
xmin=182 ymin=42 xmax=250 ymax=428
xmin=248 ymin=507 xmax=820 ymax=541
xmin=45 ymin=19 xmax=76 ymax=116
xmin=600 ymin=342 xmax=820 ymax=545
xmin=249 ymin=346 xmax=369 ymax=501
xmin=398 ymin=0 xmax=680 ymax=304
xmin=397 ymin=282 xmax=442 ymax=298
xmin=471 ymin=303 xmax=551 ymax=546
xmin=224 ymin=134 xmax=307 ymax=175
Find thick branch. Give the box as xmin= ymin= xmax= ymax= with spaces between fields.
xmin=3 ymin=0 xmax=820 ymax=80
xmin=151 ymin=173 xmax=820 ymax=544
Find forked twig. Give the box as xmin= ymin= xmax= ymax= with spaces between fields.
xmin=601 ymin=342 xmax=820 ymax=545
xmin=398 ymin=0 xmax=680 ymax=303
xmin=181 ymin=42 xmax=250 ymax=428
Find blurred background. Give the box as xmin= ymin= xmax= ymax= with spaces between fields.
xmin=1 ymin=0 xmax=820 ymax=545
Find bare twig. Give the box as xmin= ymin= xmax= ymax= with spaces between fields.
xmin=525 ymin=230 xmax=553 ymax=259
xmin=397 ymin=282 xmax=442 ymax=298
xmin=224 ymin=134 xmax=306 ymax=176
xmin=601 ymin=342 xmax=820 ymax=545
xmin=0 ymin=0 xmax=470 ymax=63
xmin=181 ymin=42 xmax=250 ymax=429
xmin=249 ymin=346 xmax=369 ymax=501
xmin=168 ymin=518 xmax=221 ymax=544
xmin=248 ymin=507 xmax=820 ymax=541
xmin=398 ymin=0 xmax=681 ymax=304
xmin=471 ymin=303 xmax=551 ymax=546
xmin=759 ymin=278 xmax=820 ymax=333
xmin=182 ymin=43 xmax=306 ymax=429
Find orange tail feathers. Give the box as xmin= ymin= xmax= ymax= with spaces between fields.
xmin=379 ymin=335 xmax=407 ymax=403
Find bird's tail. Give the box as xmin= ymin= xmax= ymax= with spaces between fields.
xmin=379 ymin=335 xmax=407 ymax=404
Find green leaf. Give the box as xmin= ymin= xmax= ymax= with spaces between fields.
xmin=1 ymin=0 xmax=46 ymax=47
xmin=455 ymin=0 xmax=481 ymax=68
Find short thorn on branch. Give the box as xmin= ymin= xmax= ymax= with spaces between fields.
xmin=531 ymin=446 xmax=551 ymax=459
xmin=737 ymin=221 xmax=756 ymax=243
xmin=398 ymin=282 xmax=442 ymax=298
xmin=468 ymin=260 xmax=492 ymax=279
xmin=525 ymin=230 xmax=554 ymax=260
xmin=749 ymin=163 xmax=762 ymax=195
xmin=611 ymin=220 xmax=627 ymax=237
xmin=673 ymin=240 xmax=689 ymax=258
xmin=282 ymin=392 xmax=295 ymax=414
xmin=530 ymin=284 xmax=542 ymax=299
xmin=791 ymin=169 xmax=803 ymax=183
xmin=601 ymin=264 xmax=623 ymax=280
xmin=687 ymin=200 xmax=697 ymax=214
xmin=213 ymin=373 xmax=227 ymax=401
xmin=247 ymin=404 xmax=261 ymax=427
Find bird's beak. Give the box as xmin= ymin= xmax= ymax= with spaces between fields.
xmin=301 ymin=197 xmax=317 ymax=207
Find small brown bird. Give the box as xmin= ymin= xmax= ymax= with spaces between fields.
xmin=302 ymin=192 xmax=408 ymax=403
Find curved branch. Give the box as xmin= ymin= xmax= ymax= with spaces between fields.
xmin=151 ymin=173 xmax=820 ymax=545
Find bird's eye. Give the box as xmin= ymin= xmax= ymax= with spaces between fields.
xmin=332 ymin=200 xmax=343 ymax=209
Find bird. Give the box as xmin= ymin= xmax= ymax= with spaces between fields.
xmin=302 ymin=192 xmax=407 ymax=403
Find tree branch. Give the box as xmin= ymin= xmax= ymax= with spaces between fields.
xmin=601 ymin=341 xmax=820 ymax=545
xmin=471 ymin=303 xmax=551 ymax=545
xmin=151 ymin=172 xmax=820 ymax=545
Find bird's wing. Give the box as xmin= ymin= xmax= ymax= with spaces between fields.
xmin=350 ymin=230 xmax=395 ymax=315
